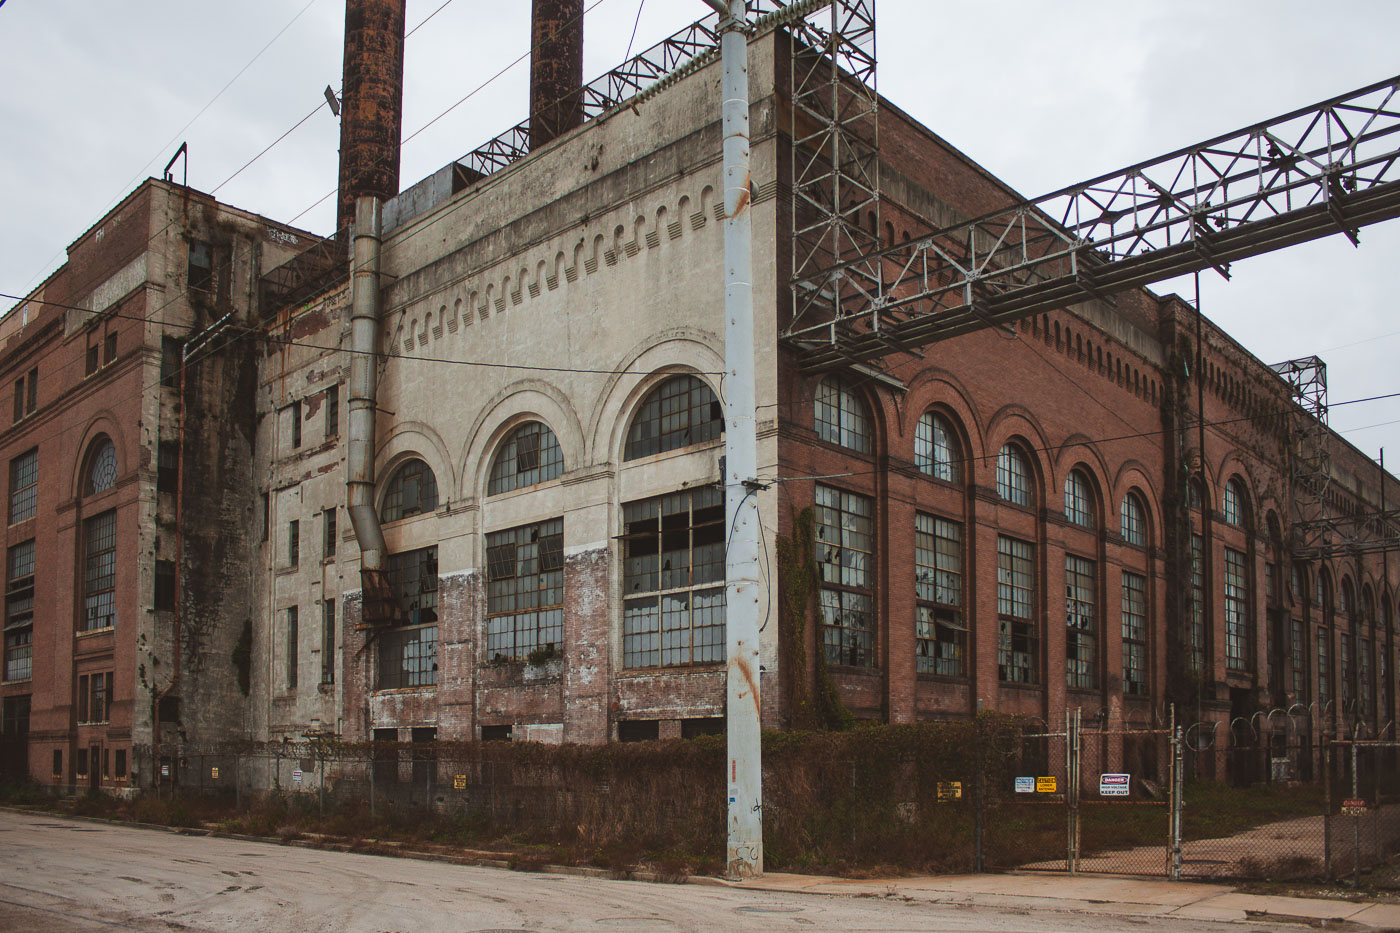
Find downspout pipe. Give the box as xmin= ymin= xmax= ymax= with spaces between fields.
xmin=348 ymin=195 xmax=386 ymax=573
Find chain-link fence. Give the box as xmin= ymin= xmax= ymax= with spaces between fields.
xmin=23 ymin=717 xmax=1397 ymax=885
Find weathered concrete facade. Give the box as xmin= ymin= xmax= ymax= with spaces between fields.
xmin=0 ymin=181 xmax=313 ymax=788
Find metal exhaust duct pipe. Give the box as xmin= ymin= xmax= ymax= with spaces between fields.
xmin=347 ymin=196 xmax=386 ymax=576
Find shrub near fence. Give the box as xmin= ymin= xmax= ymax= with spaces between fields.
xmin=113 ymin=715 xmax=1026 ymax=875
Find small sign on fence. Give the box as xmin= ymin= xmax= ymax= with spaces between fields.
xmin=1099 ymin=773 xmax=1130 ymax=796
xmin=1342 ymin=798 xmax=1367 ymax=816
xmin=453 ymin=774 xmax=467 ymax=791
xmin=936 ymin=781 xmax=962 ymax=800
xmin=161 ymin=764 xmax=169 ymax=777
xmin=1035 ymin=776 xmax=1058 ymax=794
xmin=292 ymin=769 xmax=303 ymax=783
xmin=210 ymin=767 xmax=219 ymax=780
xmin=1014 ymin=776 xmax=1035 ymax=793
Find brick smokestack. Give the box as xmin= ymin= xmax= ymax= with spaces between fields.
xmin=337 ymin=0 xmax=406 ymax=233
xmin=530 ymin=0 xmax=585 ymax=150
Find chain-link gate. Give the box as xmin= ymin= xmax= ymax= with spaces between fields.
xmin=990 ymin=710 xmax=1180 ymax=877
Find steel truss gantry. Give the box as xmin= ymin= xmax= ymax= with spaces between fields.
xmin=786 ymin=75 xmax=1400 ymax=371
xmin=1273 ymin=357 xmax=1334 ymax=557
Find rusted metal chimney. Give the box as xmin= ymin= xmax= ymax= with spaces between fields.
xmin=529 ymin=0 xmax=585 ymax=150
xmin=337 ymin=0 xmax=406 ymax=234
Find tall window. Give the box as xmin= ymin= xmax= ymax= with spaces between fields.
xmin=321 ymin=598 xmax=336 ymax=685
xmin=915 ymin=513 xmax=964 ymax=676
xmin=1223 ymin=477 xmax=1247 ymax=527
xmin=488 ymin=422 xmax=564 ymax=494
xmin=1340 ymin=632 xmax=1354 ymax=710
xmin=1066 ymin=555 xmax=1097 ymax=689
xmin=1224 ymin=547 xmax=1250 ymax=671
xmin=1189 ymin=534 xmax=1206 ymax=673
xmin=324 ymin=385 xmax=339 ymax=439
xmin=379 ymin=459 xmax=438 ymax=522
xmin=1122 ymin=571 xmax=1148 ymax=695
xmin=816 ymin=485 xmax=875 ymax=667
xmin=1290 ymin=618 xmax=1307 ymax=699
xmin=77 ymin=672 xmax=112 ymax=723
xmin=377 ymin=546 xmax=439 ymax=689
xmin=625 ymin=375 xmax=723 ymax=460
xmin=1317 ymin=627 xmax=1332 ymax=706
xmin=1064 ymin=470 xmax=1093 ymax=527
xmin=487 ymin=518 xmax=565 ymax=661
xmin=83 ymin=511 xmax=117 ymax=631
xmin=285 ymin=607 xmax=299 ymax=691
xmin=814 ymin=377 xmax=872 ymax=453
xmin=996 ymin=444 xmax=1033 ymax=506
xmin=8 ymin=449 xmax=37 ymax=524
xmin=87 ymin=439 xmax=117 ymax=495
xmin=914 ymin=412 xmax=960 ymax=483
xmin=322 ymin=508 xmax=337 ymax=561
xmin=1359 ymin=638 xmax=1373 ymax=720
xmin=3 ymin=541 xmax=33 ymax=682
xmin=997 ymin=536 xmax=1036 ymax=683
xmin=1120 ymin=492 xmax=1147 ymax=546
xmin=622 ymin=489 xmax=725 ymax=668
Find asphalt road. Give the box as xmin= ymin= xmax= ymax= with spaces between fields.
xmin=0 ymin=810 xmax=1257 ymax=932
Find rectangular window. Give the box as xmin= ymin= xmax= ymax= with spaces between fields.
xmin=1290 ymin=618 xmax=1307 ymax=699
xmin=103 ymin=333 xmax=117 ymax=366
xmin=154 ymin=560 xmax=176 ymax=611
xmin=1189 ymin=534 xmax=1205 ymax=673
xmin=1340 ymin=632 xmax=1354 ymax=710
xmin=325 ymin=385 xmax=339 ymax=439
xmin=52 ymin=749 xmax=62 ymax=778
xmin=115 ymin=748 xmax=127 ymax=779
xmin=290 ymin=400 xmax=302 ymax=449
xmin=92 ymin=672 xmax=110 ymax=723
xmin=77 ymin=675 xmax=89 ymax=723
xmin=288 ymin=520 xmax=299 ymax=568
xmin=12 ymin=378 xmax=23 ymax=423
xmin=9 ymin=449 xmax=38 ymax=524
xmin=486 ymin=518 xmax=565 ymax=662
xmin=76 ymin=747 xmax=88 ymax=777
xmin=914 ymin=513 xmax=964 ymax=676
xmin=285 ymin=606 xmax=299 ymax=690
xmin=376 ymin=546 xmax=438 ymax=689
xmin=188 ymin=241 xmax=213 ymax=292
xmin=161 ymin=337 xmax=183 ymax=388
xmin=82 ymin=511 xmax=117 ymax=631
xmin=322 ymin=508 xmax=337 ymax=561
xmin=1224 ymin=548 xmax=1250 ymax=671
xmin=997 ymin=536 xmax=1037 ymax=684
xmin=85 ymin=344 xmax=99 ymax=377
xmin=260 ymin=492 xmax=269 ymax=542
xmin=321 ymin=598 xmax=335 ymax=684
xmin=622 ymin=488 xmax=726 ymax=669
xmin=1359 ymin=638 xmax=1373 ymax=719
xmin=1066 ymin=555 xmax=1097 ymax=689
xmin=2 ymin=695 xmax=30 ymax=737
xmin=157 ymin=440 xmax=179 ymax=493
xmin=24 ymin=368 xmax=35 ymax=415
xmin=1122 ymin=571 xmax=1149 ymax=696
xmin=1318 ymin=628 xmax=1331 ymax=706
xmin=4 ymin=540 xmax=34 ymax=682
xmin=815 ymin=485 xmax=875 ymax=668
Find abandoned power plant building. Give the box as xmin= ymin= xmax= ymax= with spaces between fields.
xmin=3 ymin=0 xmax=1399 ymax=791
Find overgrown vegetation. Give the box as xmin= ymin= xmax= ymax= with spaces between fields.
xmin=776 ymin=506 xmax=854 ymax=732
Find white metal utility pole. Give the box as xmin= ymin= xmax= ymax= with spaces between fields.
xmin=706 ymin=0 xmax=763 ymax=880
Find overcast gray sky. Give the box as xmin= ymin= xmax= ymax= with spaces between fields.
xmin=2 ymin=1 xmax=1397 ymax=463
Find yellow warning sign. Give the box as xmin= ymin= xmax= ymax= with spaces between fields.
xmin=210 ymin=767 xmax=219 ymax=780
xmin=1036 ymin=776 xmax=1058 ymax=793
xmin=936 ymin=781 xmax=962 ymax=800
xmin=453 ymin=774 xmax=467 ymax=791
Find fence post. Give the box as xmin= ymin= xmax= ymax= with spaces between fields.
xmin=1352 ymin=738 xmax=1361 ymax=888
xmin=234 ymin=753 xmax=241 ymax=811
xmin=319 ymin=756 xmax=325 ymax=817
xmin=1323 ymin=737 xmax=1333 ymax=880
xmin=369 ymin=748 xmax=376 ymax=819
xmin=1171 ymin=709 xmax=1184 ymax=881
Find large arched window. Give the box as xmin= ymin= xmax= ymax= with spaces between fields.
xmin=624 ymin=375 xmax=722 ymax=460
xmin=1223 ymin=477 xmax=1248 ymax=527
xmin=996 ymin=443 xmax=1033 ymax=507
xmin=814 ymin=376 xmax=871 ymax=454
xmin=488 ymin=422 xmax=563 ymax=494
xmin=379 ymin=458 xmax=438 ymax=522
xmin=914 ymin=411 xmax=960 ymax=483
xmin=1120 ymin=491 xmax=1147 ymax=546
xmin=86 ymin=438 xmax=118 ymax=495
xmin=1064 ymin=469 xmax=1094 ymax=527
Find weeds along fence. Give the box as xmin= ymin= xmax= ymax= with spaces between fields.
xmin=58 ymin=718 xmax=1400 ymax=884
